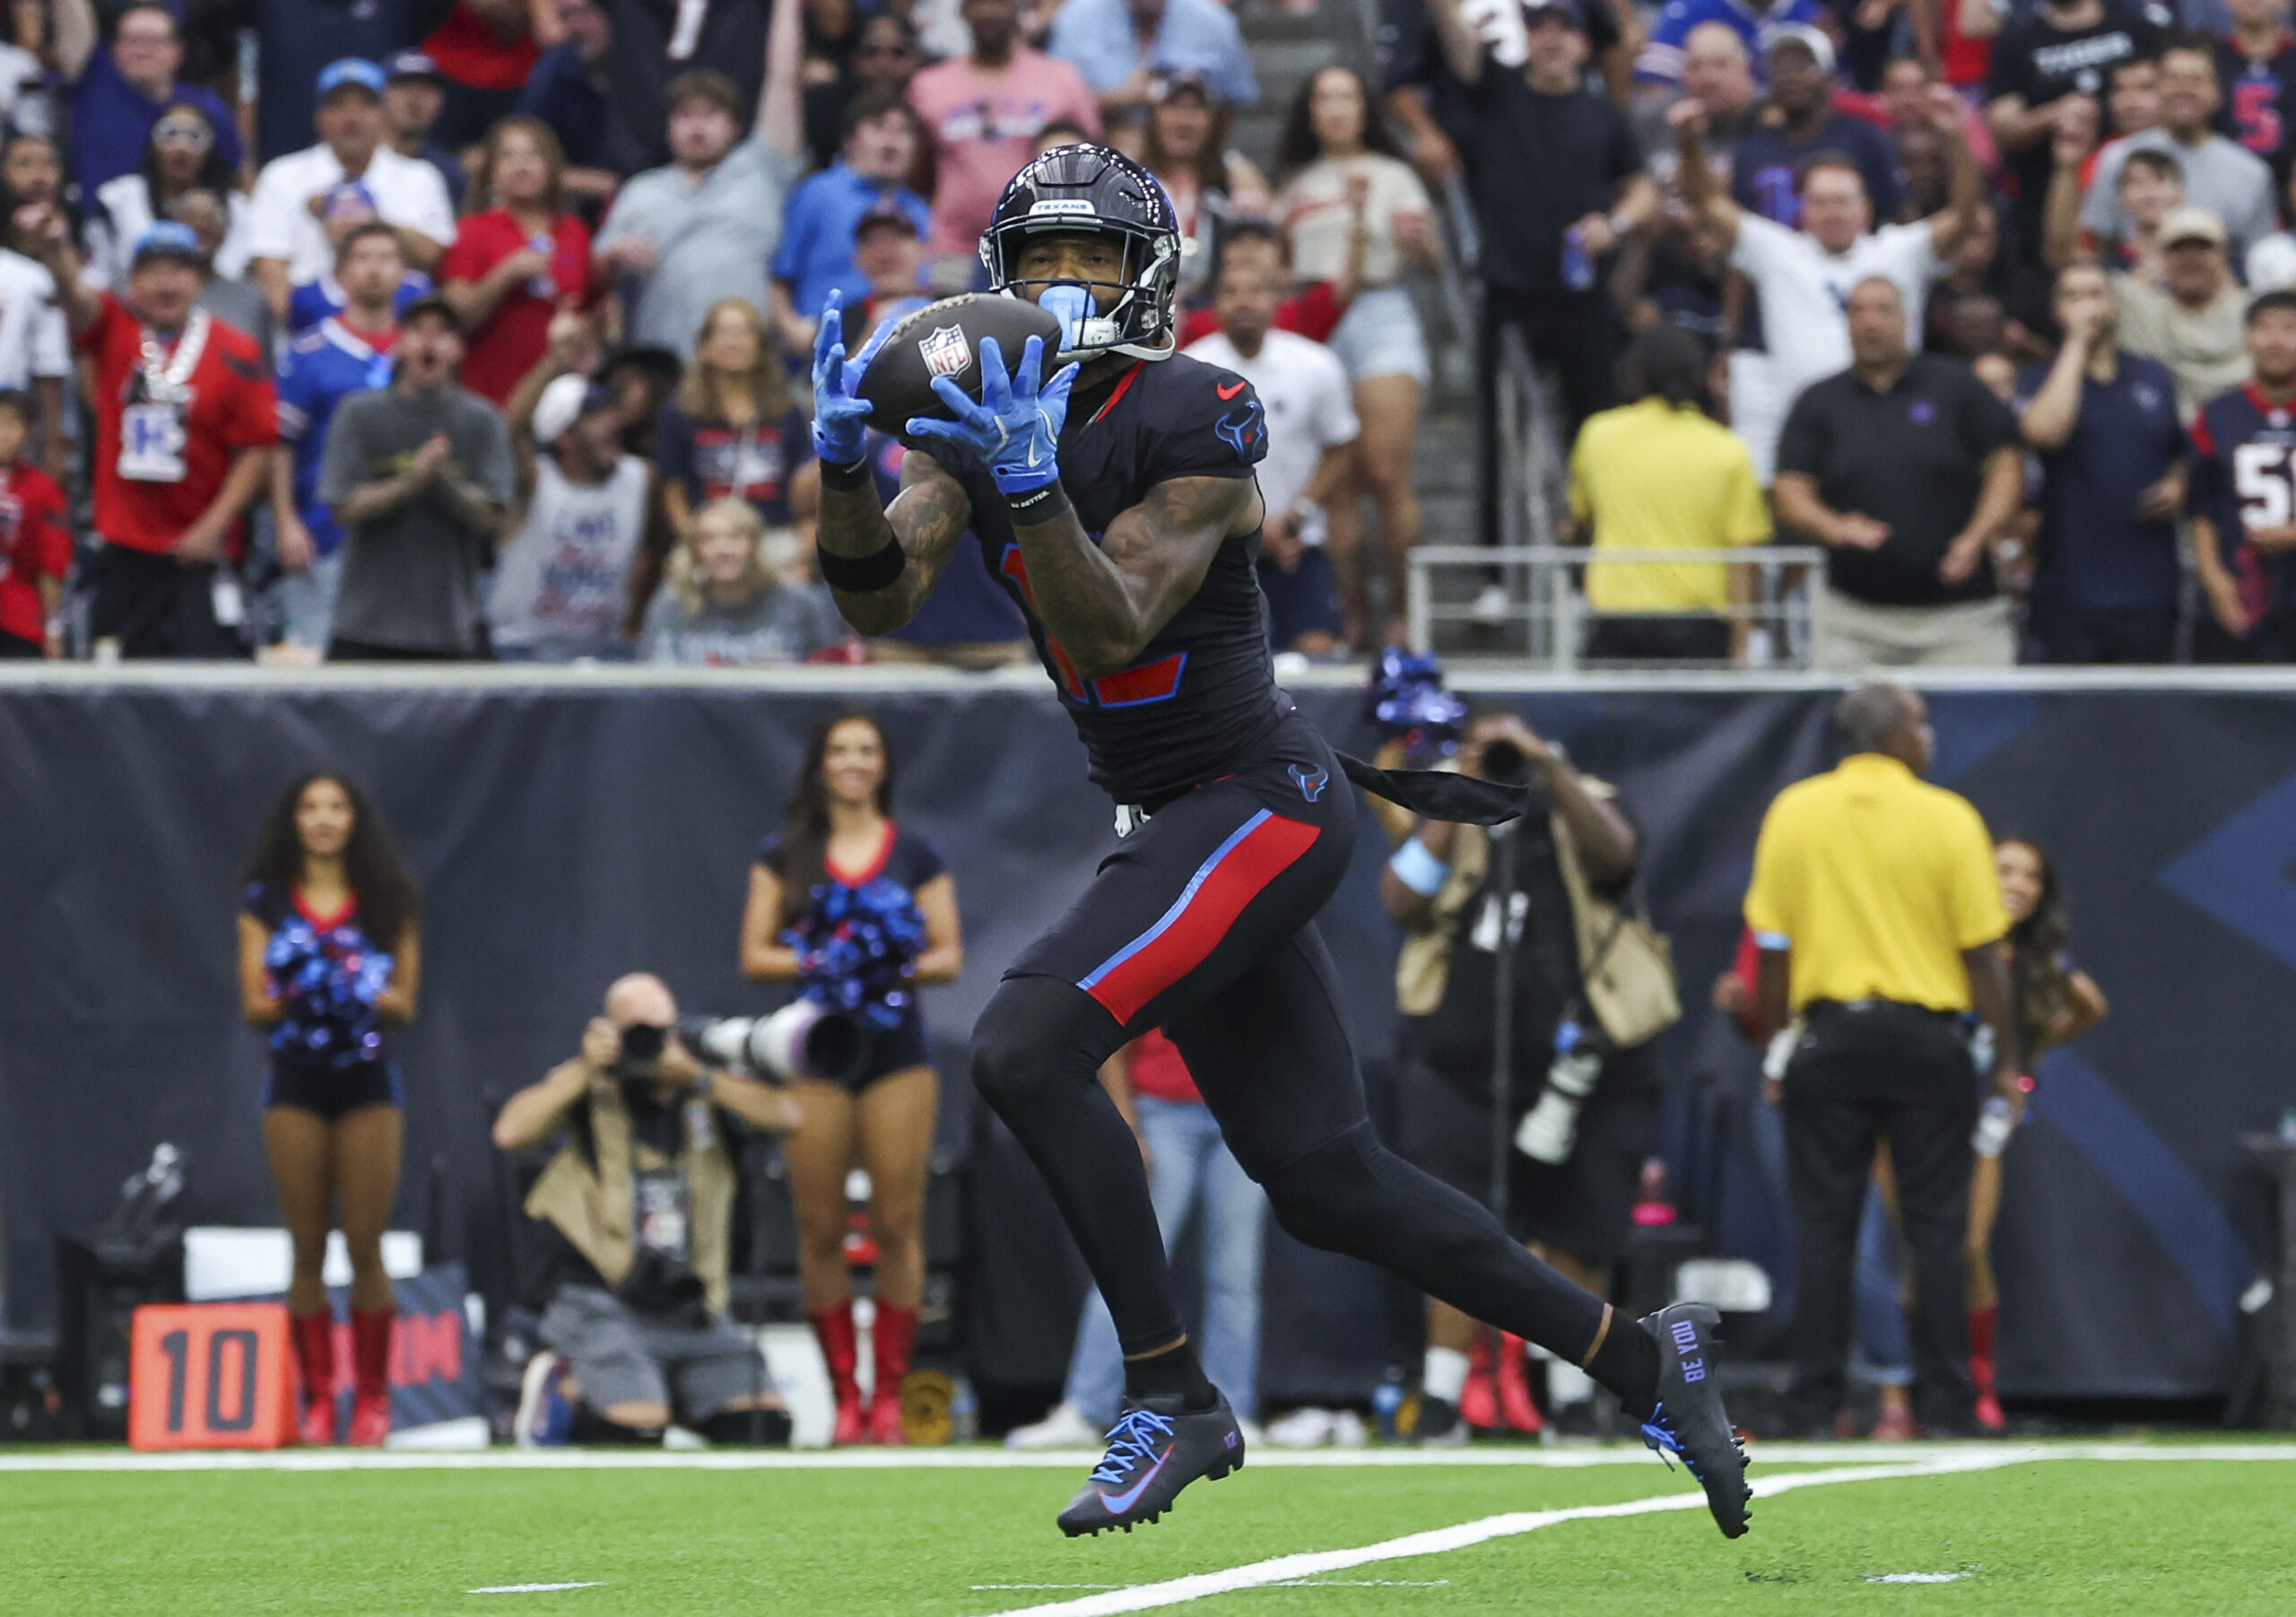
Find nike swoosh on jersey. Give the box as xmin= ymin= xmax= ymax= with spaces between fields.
xmin=1215 ymin=381 xmax=1246 ymax=400
xmin=1098 ymin=1444 xmax=1174 ymax=1513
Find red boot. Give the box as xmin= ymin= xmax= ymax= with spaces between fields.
xmin=810 ymin=1302 xmax=864 ymax=1446
xmin=868 ymin=1303 xmax=917 ymax=1446
xmin=1969 ymin=1305 xmax=2005 ymax=1432
xmin=1494 ymin=1334 xmax=1545 ymax=1435
xmin=1458 ymin=1332 xmax=1499 ymax=1431
xmin=347 ymin=1308 xmax=393 ymax=1447
xmin=290 ymin=1309 xmax=336 ymax=1446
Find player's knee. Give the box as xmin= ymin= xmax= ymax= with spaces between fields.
xmin=970 ymin=976 xmax=1101 ymax=1114
xmin=1261 ymin=1126 xmax=1387 ymax=1253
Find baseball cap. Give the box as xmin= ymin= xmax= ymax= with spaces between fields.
xmin=385 ymin=51 xmax=445 ymax=85
xmin=534 ymin=374 xmax=620 ymax=446
xmin=316 ymin=57 xmax=387 ymax=100
xmin=854 ymin=200 xmax=919 ymax=239
xmin=1761 ymin=22 xmax=1836 ymax=74
xmin=1148 ymin=68 xmax=1221 ymax=107
xmin=2160 ymin=205 xmax=2228 ymax=248
xmin=399 ymin=292 xmax=463 ymax=334
xmin=130 ymin=221 xmax=204 ymax=267
xmin=1521 ymin=0 xmax=1586 ymax=30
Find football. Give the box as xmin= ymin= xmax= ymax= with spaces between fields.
xmin=856 ymin=293 xmax=1065 ymax=435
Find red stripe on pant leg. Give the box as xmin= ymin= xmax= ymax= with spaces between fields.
xmin=1083 ymin=814 xmax=1321 ymax=1025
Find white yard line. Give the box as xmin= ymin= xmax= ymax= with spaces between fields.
xmin=1 ymin=1440 xmax=2291 ymax=1474
xmin=974 ymin=1454 xmax=2034 ymax=1617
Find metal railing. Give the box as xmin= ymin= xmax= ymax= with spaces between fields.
xmin=1405 ymin=544 xmax=1833 ymax=669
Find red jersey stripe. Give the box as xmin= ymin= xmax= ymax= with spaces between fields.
xmin=1077 ymin=810 xmax=1320 ymax=1025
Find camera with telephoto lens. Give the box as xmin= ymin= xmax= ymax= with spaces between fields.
xmin=679 ymin=1005 xmax=864 ymax=1086
xmin=1480 ymin=737 xmax=1528 ymax=787
xmin=1516 ymin=1018 xmax=1604 ymax=1165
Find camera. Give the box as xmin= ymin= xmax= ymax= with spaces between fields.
xmin=1516 ymin=1019 xmax=1603 ymax=1165
xmin=1481 ymin=737 xmax=1529 ymax=787
xmin=681 ymin=1004 xmax=864 ymax=1086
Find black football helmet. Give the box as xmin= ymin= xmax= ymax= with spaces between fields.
xmin=979 ymin=143 xmax=1181 ymax=362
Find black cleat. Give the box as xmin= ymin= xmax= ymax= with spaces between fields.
xmin=1056 ymin=1393 xmax=1245 ymax=1537
xmin=1636 ymin=1302 xmax=1752 ymax=1539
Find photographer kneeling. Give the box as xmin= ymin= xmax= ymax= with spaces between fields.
xmin=1381 ymin=713 xmax=1678 ymax=1441
xmin=495 ymin=972 xmax=803 ymax=1446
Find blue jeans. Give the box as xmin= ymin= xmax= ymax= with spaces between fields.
xmin=1063 ymin=1095 xmax=1267 ymax=1426
xmin=1852 ymin=1181 xmax=1913 ymax=1388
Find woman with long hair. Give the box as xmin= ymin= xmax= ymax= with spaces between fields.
xmin=740 ymin=714 xmax=961 ymax=1443
xmin=1274 ymin=65 xmax=1439 ymax=642
xmin=1966 ymin=836 xmax=2105 ymax=1427
xmin=87 ymin=101 xmax=248 ymax=290
xmin=656 ymin=299 xmax=816 ymax=546
xmin=236 ymin=772 xmax=422 ymax=1446
xmin=644 ymin=495 xmax=847 ymax=665
xmin=439 ymin=116 xmax=604 ymax=404
xmin=1139 ymin=73 xmax=1269 ymax=306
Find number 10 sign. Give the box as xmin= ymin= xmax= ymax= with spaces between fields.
xmin=128 ymin=1303 xmax=298 ymax=1450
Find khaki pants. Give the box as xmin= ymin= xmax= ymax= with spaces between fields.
xmin=1813 ymin=589 xmax=2016 ymax=671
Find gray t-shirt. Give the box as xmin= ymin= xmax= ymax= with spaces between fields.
xmin=319 ymin=385 xmax=517 ymax=655
xmin=2082 ymin=130 xmax=2276 ymax=258
xmin=642 ymin=580 xmax=845 ymax=665
xmin=596 ymin=135 xmax=795 ymax=356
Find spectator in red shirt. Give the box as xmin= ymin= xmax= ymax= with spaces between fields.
xmin=440 ymin=117 xmax=602 ymax=404
xmin=22 ymin=208 xmax=276 ymax=658
xmin=0 ymin=392 xmax=71 ymax=658
xmin=418 ymin=0 xmax=544 ymax=149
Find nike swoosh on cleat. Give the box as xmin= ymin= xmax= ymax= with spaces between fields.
xmin=1215 ymin=381 xmax=1245 ymax=400
xmin=1098 ymin=1444 xmax=1174 ymax=1514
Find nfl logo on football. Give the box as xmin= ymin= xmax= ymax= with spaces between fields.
xmin=919 ymin=326 xmax=973 ymax=379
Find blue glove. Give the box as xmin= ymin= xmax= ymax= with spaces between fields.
xmin=905 ymin=335 xmax=1078 ymax=497
xmin=810 ymin=291 xmax=890 ymax=468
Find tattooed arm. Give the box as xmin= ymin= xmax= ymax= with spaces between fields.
xmin=818 ymin=449 xmax=976 ymax=635
xmin=1010 ymin=474 xmax=1263 ymax=679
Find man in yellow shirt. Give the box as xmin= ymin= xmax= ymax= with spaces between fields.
xmin=1743 ymin=682 xmax=2017 ymax=1438
xmin=1567 ymin=326 xmax=1769 ymax=664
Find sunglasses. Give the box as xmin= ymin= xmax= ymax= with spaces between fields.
xmin=153 ymin=120 xmax=213 ymax=150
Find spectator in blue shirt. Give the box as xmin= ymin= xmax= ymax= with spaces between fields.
xmin=1729 ymin=28 xmax=1901 ymax=229
xmin=272 ymin=222 xmax=409 ymax=652
xmin=1048 ymin=0 xmax=1257 ymax=129
xmin=517 ymin=0 xmax=655 ymax=194
xmin=2013 ymin=262 xmax=2188 ymax=664
xmin=1637 ymin=0 xmax=1826 ymax=87
xmin=769 ymin=91 xmax=930 ymax=353
xmin=54 ymin=0 xmax=242 ymax=198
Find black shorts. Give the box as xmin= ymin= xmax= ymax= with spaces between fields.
xmin=1006 ymin=709 xmax=1364 ymax=1183
xmin=86 ymin=543 xmax=247 ymax=660
xmin=1392 ymin=1055 xmax=1658 ymax=1268
xmin=838 ymin=1014 xmax=933 ymax=1091
xmin=263 ymin=1059 xmax=403 ymax=1120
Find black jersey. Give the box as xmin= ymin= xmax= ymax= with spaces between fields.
xmin=925 ymin=352 xmax=1280 ymax=805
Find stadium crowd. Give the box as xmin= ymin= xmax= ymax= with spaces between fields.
xmin=0 ymin=0 xmax=2292 ymax=664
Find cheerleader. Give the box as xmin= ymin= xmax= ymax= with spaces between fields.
xmin=741 ymin=713 xmax=962 ymax=1443
xmin=236 ymin=772 xmax=421 ymax=1446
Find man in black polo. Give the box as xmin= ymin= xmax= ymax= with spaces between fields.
xmin=1773 ymin=277 xmax=2024 ymax=669
xmin=1431 ymin=0 xmax=1657 ymax=544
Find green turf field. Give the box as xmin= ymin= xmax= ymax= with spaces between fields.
xmin=5 ymin=1444 xmax=2292 ymax=1614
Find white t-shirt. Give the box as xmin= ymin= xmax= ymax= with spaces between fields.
xmin=1276 ymin=154 xmax=1433 ymax=288
xmin=86 ymin=175 xmax=256 ymax=290
xmin=247 ymin=143 xmax=457 ymax=284
xmin=1185 ymin=328 xmax=1360 ymax=544
xmin=1730 ymin=213 xmax=1939 ymax=390
xmin=0 ymin=248 xmax=69 ymax=388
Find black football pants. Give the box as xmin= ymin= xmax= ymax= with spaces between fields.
xmin=1781 ymin=1000 xmax=1980 ymax=1434
xmin=970 ymin=715 xmax=1609 ymax=1377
